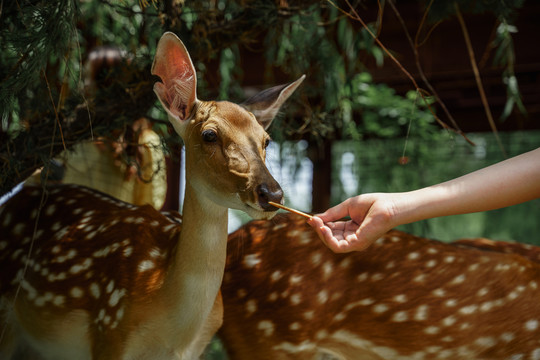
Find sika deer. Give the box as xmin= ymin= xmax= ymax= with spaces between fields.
xmin=0 ymin=32 xmax=304 ymax=359
xmin=220 ymin=213 xmax=540 ymax=360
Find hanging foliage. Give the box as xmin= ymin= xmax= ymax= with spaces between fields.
xmin=0 ymin=0 xmax=529 ymax=198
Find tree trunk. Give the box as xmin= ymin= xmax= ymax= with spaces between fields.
xmin=308 ymin=139 xmax=332 ymax=213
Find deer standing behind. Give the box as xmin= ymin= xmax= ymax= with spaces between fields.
xmin=220 ymin=213 xmax=540 ymax=360
xmin=0 ymin=32 xmax=304 ymax=359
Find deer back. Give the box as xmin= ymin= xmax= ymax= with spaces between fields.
xmin=220 ymin=213 xmax=540 ymax=360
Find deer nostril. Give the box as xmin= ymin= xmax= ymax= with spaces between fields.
xmin=256 ymin=183 xmax=283 ymax=211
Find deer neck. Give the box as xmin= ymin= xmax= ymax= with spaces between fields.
xmin=178 ymin=180 xmax=229 ymax=272
xmin=167 ymin=178 xmax=229 ymax=288
xmin=158 ymin=179 xmax=228 ymax=335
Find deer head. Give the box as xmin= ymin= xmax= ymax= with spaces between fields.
xmin=152 ymin=32 xmax=305 ymax=217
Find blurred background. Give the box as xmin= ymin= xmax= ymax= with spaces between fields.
xmin=3 ymin=0 xmax=538 ymax=243
xmin=2 ymin=1 xmax=540 ymax=358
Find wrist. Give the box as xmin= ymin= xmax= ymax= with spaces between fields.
xmin=390 ymin=190 xmax=432 ymax=227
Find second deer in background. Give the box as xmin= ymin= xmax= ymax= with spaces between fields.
xmin=220 ymin=213 xmax=540 ymax=360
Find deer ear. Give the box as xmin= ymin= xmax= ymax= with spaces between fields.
xmin=242 ymin=75 xmax=305 ymax=130
xmin=152 ymin=32 xmax=197 ymax=133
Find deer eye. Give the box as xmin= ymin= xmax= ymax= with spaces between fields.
xmin=202 ymin=129 xmax=218 ymax=143
xmin=264 ymin=138 xmax=270 ymax=148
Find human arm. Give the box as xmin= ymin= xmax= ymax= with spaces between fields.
xmin=308 ymin=147 xmax=540 ymax=253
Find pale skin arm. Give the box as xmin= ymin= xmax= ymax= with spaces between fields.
xmin=307 ymin=147 xmax=540 ymax=253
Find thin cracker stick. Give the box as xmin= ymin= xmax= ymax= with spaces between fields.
xmin=268 ymin=201 xmax=312 ymax=219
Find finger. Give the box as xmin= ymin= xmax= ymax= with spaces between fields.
xmin=316 ymin=200 xmax=351 ymax=223
xmin=307 ymin=217 xmax=330 ymax=244
xmin=307 ymin=216 xmax=324 ymax=229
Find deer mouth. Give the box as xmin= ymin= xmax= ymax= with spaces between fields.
xmin=244 ymin=202 xmax=279 ymax=220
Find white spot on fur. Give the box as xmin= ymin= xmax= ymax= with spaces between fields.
xmin=287 ymin=229 xmax=302 ymax=237
xmin=425 ymin=259 xmax=437 ymax=268
xmin=106 ymin=280 xmax=115 ymax=293
xmin=459 ymin=304 xmax=478 ymax=315
xmin=12 ymin=223 xmax=25 ymax=236
xmin=123 ymin=246 xmax=133 ymax=257
xmin=93 ymin=246 xmax=112 ymax=258
xmin=475 ymin=336 xmax=497 ymax=348
xmin=69 ymin=258 xmax=92 ymax=274
xmin=273 ymin=223 xmax=287 ymax=231
xmin=444 ymin=255 xmax=455 ymax=263
xmin=442 ymin=316 xmax=457 ymax=327
xmin=257 ymin=320 xmax=275 ymax=336
xmin=270 ymin=270 xmax=282 ymax=282
xmin=138 ymin=260 xmax=155 ymax=272
xmin=244 ymin=254 xmax=261 ymax=268
xmin=45 ymin=205 xmax=57 ymax=216
xmin=356 ymin=272 xmax=368 ymax=282
xmin=246 ymin=299 xmax=257 ymax=314
xmin=109 ymin=289 xmax=125 ymax=307
xmin=317 ymin=290 xmax=329 ymax=304
xmin=90 ymin=283 xmax=101 ymax=299
xmin=525 ymin=319 xmax=539 ymax=331
xmin=322 ymin=261 xmax=333 ymax=280
xmin=531 ymin=348 xmax=540 ymax=360
xmin=149 ymin=248 xmax=162 ymax=258
xmin=289 ymin=322 xmax=301 ymax=330
xmin=311 ymin=252 xmax=322 ymax=265
xmin=450 ymin=274 xmax=466 ymax=284
xmin=21 ymin=280 xmax=37 ymax=300
xmin=303 ymin=311 xmax=314 ymax=320
xmin=414 ymin=305 xmax=429 ymax=321
xmin=373 ymin=304 xmax=389 ymax=314
xmin=53 ymin=295 xmax=65 ymax=306
xmin=393 ymin=294 xmax=408 ymax=303
xmin=339 ymin=257 xmax=352 ymax=268
xmin=353 ymin=298 xmax=376 ymax=307
xmin=289 ymin=275 xmax=303 ymax=285
xmin=392 ymin=311 xmax=408 ymax=322
xmin=477 ymin=287 xmax=489 ymax=297
xmin=116 ymin=306 xmax=125 ymax=322
xmin=424 ymin=326 xmax=440 ymax=334
xmin=70 ymin=287 xmax=83 ymax=298
xmin=290 ymin=293 xmax=302 ymax=305
xmin=432 ymin=288 xmax=446 ymax=297
xmin=500 ymin=332 xmax=515 ymax=342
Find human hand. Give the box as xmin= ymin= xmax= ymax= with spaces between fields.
xmin=307 ymin=193 xmax=400 ymax=253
